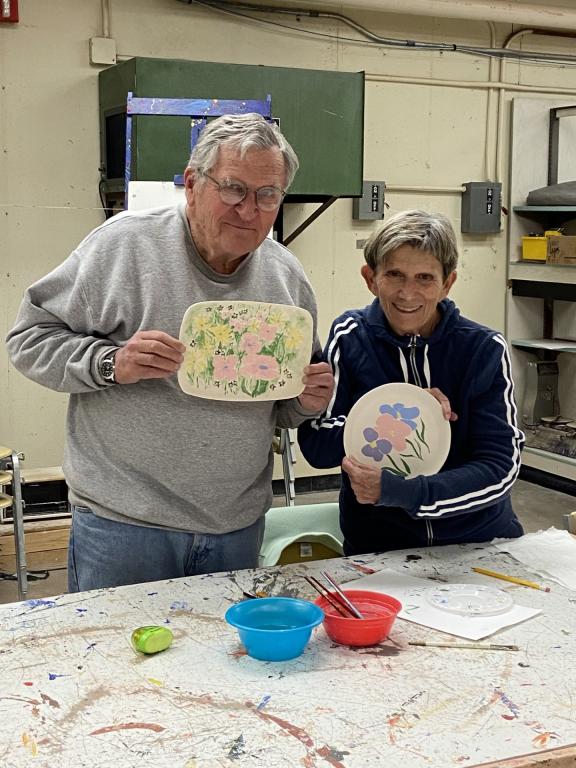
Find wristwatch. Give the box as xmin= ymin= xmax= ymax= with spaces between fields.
xmin=98 ymin=350 xmax=117 ymax=383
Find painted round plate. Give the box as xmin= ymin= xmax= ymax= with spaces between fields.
xmin=178 ymin=300 xmax=313 ymax=402
xmin=426 ymin=584 xmax=514 ymax=616
xmin=343 ymin=383 xmax=451 ymax=478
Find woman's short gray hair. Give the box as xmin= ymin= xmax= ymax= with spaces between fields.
xmin=364 ymin=209 xmax=459 ymax=279
xmin=187 ymin=113 xmax=299 ymax=190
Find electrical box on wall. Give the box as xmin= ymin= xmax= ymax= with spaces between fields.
xmin=0 ymin=0 xmax=18 ymax=22
xmin=352 ymin=181 xmax=385 ymax=220
xmin=461 ymin=181 xmax=502 ymax=233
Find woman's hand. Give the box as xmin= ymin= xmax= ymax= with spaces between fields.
xmin=342 ymin=456 xmax=382 ymax=504
xmin=427 ymin=387 xmax=458 ymax=421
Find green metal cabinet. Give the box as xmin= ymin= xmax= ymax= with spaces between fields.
xmin=99 ymin=57 xmax=364 ymax=201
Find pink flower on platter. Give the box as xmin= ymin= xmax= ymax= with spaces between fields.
xmin=212 ymin=354 xmax=239 ymax=381
xmin=240 ymin=333 xmax=262 ymax=354
xmin=375 ymin=412 xmax=412 ymax=451
xmin=258 ymin=323 xmax=278 ymax=342
xmin=239 ymin=354 xmax=280 ymax=381
xmin=230 ymin=318 xmax=248 ymax=332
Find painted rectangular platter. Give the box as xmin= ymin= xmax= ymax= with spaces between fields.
xmin=178 ymin=300 xmax=313 ymax=402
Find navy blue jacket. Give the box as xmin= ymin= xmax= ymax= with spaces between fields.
xmin=298 ymin=298 xmax=525 ymax=554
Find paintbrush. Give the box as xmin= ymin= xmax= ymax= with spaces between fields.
xmin=304 ymin=575 xmax=355 ymax=618
xmin=409 ymin=641 xmax=519 ymax=651
xmin=321 ymin=571 xmax=364 ymax=619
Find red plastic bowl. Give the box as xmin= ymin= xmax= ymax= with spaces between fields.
xmin=314 ymin=589 xmax=402 ymax=647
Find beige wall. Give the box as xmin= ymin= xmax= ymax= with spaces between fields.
xmin=2 ymin=0 xmax=576 ymax=472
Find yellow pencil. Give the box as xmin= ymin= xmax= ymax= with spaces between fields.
xmin=472 ymin=567 xmax=550 ymax=592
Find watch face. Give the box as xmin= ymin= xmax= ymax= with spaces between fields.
xmin=100 ymin=359 xmax=115 ymax=381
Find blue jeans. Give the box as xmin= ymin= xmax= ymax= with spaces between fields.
xmin=67 ymin=505 xmax=265 ymax=592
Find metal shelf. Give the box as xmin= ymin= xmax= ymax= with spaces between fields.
xmin=510 ymin=279 xmax=576 ymax=301
xmin=512 ymin=339 xmax=576 ymax=353
xmin=513 ymin=205 xmax=576 ymax=214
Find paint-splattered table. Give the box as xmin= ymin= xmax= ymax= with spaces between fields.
xmin=1 ymin=541 xmax=575 ymax=768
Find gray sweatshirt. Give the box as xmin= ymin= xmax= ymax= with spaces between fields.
xmin=6 ymin=205 xmax=320 ymax=533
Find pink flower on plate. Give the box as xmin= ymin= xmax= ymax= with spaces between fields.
xmin=240 ymin=333 xmax=262 ymax=354
xmin=212 ymin=355 xmax=239 ymax=382
xmin=375 ymin=412 xmax=412 ymax=451
xmin=239 ymin=354 xmax=280 ymax=381
xmin=258 ymin=323 xmax=278 ymax=342
xmin=230 ymin=318 xmax=248 ymax=332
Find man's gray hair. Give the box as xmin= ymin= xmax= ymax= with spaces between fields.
xmin=364 ymin=209 xmax=459 ymax=279
xmin=187 ymin=113 xmax=299 ymax=190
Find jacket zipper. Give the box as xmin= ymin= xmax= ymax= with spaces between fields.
xmin=408 ymin=335 xmax=422 ymax=387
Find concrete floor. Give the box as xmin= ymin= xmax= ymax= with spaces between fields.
xmin=1 ymin=478 xmax=574 ymax=604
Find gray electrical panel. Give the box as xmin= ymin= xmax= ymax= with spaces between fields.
xmin=352 ymin=181 xmax=385 ymax=220
xmin=461 ymin=181 xmax=502 ymax=233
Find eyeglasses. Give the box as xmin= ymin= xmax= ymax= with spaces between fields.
xmin=201 ymin=171 xmax=285 ymax=212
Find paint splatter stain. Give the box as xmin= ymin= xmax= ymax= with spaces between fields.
xmin=253 ymin=707 xmax=314 ymax=748
xmin=21 ymin=733 xmax=38 ymax=756
xmin=495 ymin=688 xmax=520 ymax=718
xmin=256 ymin=695 xmax=271 ymax=711
xmin=147 ymin=678 xmax=163 ymax=687
xmin=316 ymin=745 xmax=350 ymax=764
xmin=23 ymin=682 xmax=33 ymax=687
xmin=350 ymin=561 xmax=376 ymax=575
xmin=533 ymin=732 xmax=558 ymax=748
xmin=48 ymin=673 xmax=66 ymax=681
xmin=170 ymin=600 xmax=189 ymax=611
xmin=25 ymin=599 xmax=56 ymax=609
xmin=89 ymin=722 xmax=165 ymax=736
xmin=227 ymin=734 xmax=245 ymax=760
xmin=40 ymin=693 xmax=60 ymax=709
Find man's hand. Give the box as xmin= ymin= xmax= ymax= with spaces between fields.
xmin=342 ymin=456 xmax=382 ymax=505
xmin=114 ymin=331 xmax=185 ymax=385
xmin=297 ymin=362 xmax=334 ymax=413
xmin=427 ymin=387 xmax=458 ymax=422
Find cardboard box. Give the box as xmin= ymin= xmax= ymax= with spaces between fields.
xmin=547 ymin=235 xmax=576 ymax=265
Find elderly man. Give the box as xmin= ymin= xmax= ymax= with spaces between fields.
xmin=298 ymin=209 xmax=524 ymax=555
xmin=7 ymin=113 xmax=333 ymax=591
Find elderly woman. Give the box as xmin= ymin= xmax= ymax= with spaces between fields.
xmin=298 ymin=209 xmax=524 ymax=555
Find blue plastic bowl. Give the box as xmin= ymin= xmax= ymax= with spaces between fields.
xmin=225 ymin=597 xmax=324 ymax=661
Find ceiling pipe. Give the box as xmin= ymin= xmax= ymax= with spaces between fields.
xmin=274 ymin=0 xmax=576 ymax=31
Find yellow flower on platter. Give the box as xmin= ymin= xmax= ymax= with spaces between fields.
xmin=189 ymin=314 xmax=212 ymax=334
xmin=185 ymin=348 xmax=210 ymax=375
xmin=284 ymin=326 xmax=304 ymax=352
xmin=210 ymin=323 xmax=233 ymax=347
xmin=268 ymin=310 xmax=285 ymax=325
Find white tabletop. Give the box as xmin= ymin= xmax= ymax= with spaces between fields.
xmin=1 ymin=540 xmax=575 ymax=768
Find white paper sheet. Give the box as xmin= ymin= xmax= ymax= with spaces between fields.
xmin=344 ymin=568 xmax=541 ymax=640
xmin=495 ymin=527 xmax=576 ymax=591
